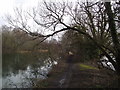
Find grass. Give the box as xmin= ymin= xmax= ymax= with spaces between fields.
xmin=79 ymin=63 xmax=98 ymax=70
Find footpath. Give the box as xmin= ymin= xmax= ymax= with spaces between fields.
xmin=35 ymin=60 xmax=119 ymax=88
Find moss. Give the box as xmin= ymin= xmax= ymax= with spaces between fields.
xmin=79 ymin=64 xmax=98 ymax=70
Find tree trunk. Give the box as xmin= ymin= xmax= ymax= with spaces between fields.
xmin=105 ymin=2 xmax=120 ymax=75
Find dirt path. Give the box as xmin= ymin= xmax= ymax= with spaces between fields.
xmin=58 ymin=63 xmax=73 ymax=88
xmin=57 ymin=62 xmax=118 ymax=88
xmin=36 ymin=61 xmax=119 ymax=88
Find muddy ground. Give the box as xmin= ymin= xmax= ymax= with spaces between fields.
xmin=35 ymin=60 xmax=120 ymax=88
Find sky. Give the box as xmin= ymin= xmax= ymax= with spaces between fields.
xmin=0 ymin=0 xmax=97 ymax=26
xmin=0 ymin=0 xmax=40 ymax=26
xmin=0 ymin=0 xmax=117 ymax=40
xmin=0 ymin=0 xmax=80 ymax=40
xmin=1 ymin=0 xmax=114 ymax=40
xmin=0 ymin=0 xmax=116 ymax=27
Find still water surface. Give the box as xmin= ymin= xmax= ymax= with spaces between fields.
xmin=2 ymin=53 xmax=57 ymax=88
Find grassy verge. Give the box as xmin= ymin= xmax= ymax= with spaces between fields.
xmin=79 ymin=63 xmax=99 ymax=70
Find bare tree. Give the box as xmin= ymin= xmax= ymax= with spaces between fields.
xmin=6 ymin=1 xmax=120 ymax=75
xmin=105 ymin=1 xmax=120 ymax=75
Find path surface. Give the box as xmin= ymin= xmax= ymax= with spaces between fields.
xmin=58 ymin=63 xmax=73 ymax=88
xmin=36 ymin=61 xmax=118 ymax=88
xmin=57 ymin=63 xmax=117 ymax=88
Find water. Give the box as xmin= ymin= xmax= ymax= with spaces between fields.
xmin=0 ymin=62 xmax=2 ymax=89
xmin=2 ymin=53 xmax=57 ymax=88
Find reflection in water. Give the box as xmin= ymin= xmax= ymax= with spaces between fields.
xmin=0 ymin=77 xmax=2 ymax=89
xmin=2 ymin=53 xmax=57 ymax=88
xmin=0 ymin=64 xmax=2 ymax=89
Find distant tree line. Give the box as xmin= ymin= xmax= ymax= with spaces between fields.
xmin=1 ymin=25 xmax=60 ymax=55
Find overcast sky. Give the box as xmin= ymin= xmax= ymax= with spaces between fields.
xmin=0 ymin=0 xmax=81 ymax=40
xmin=0 ymin=0 xmax=99 ymax=27
xmin=0 ymin=0 xmax=41 ymax=26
